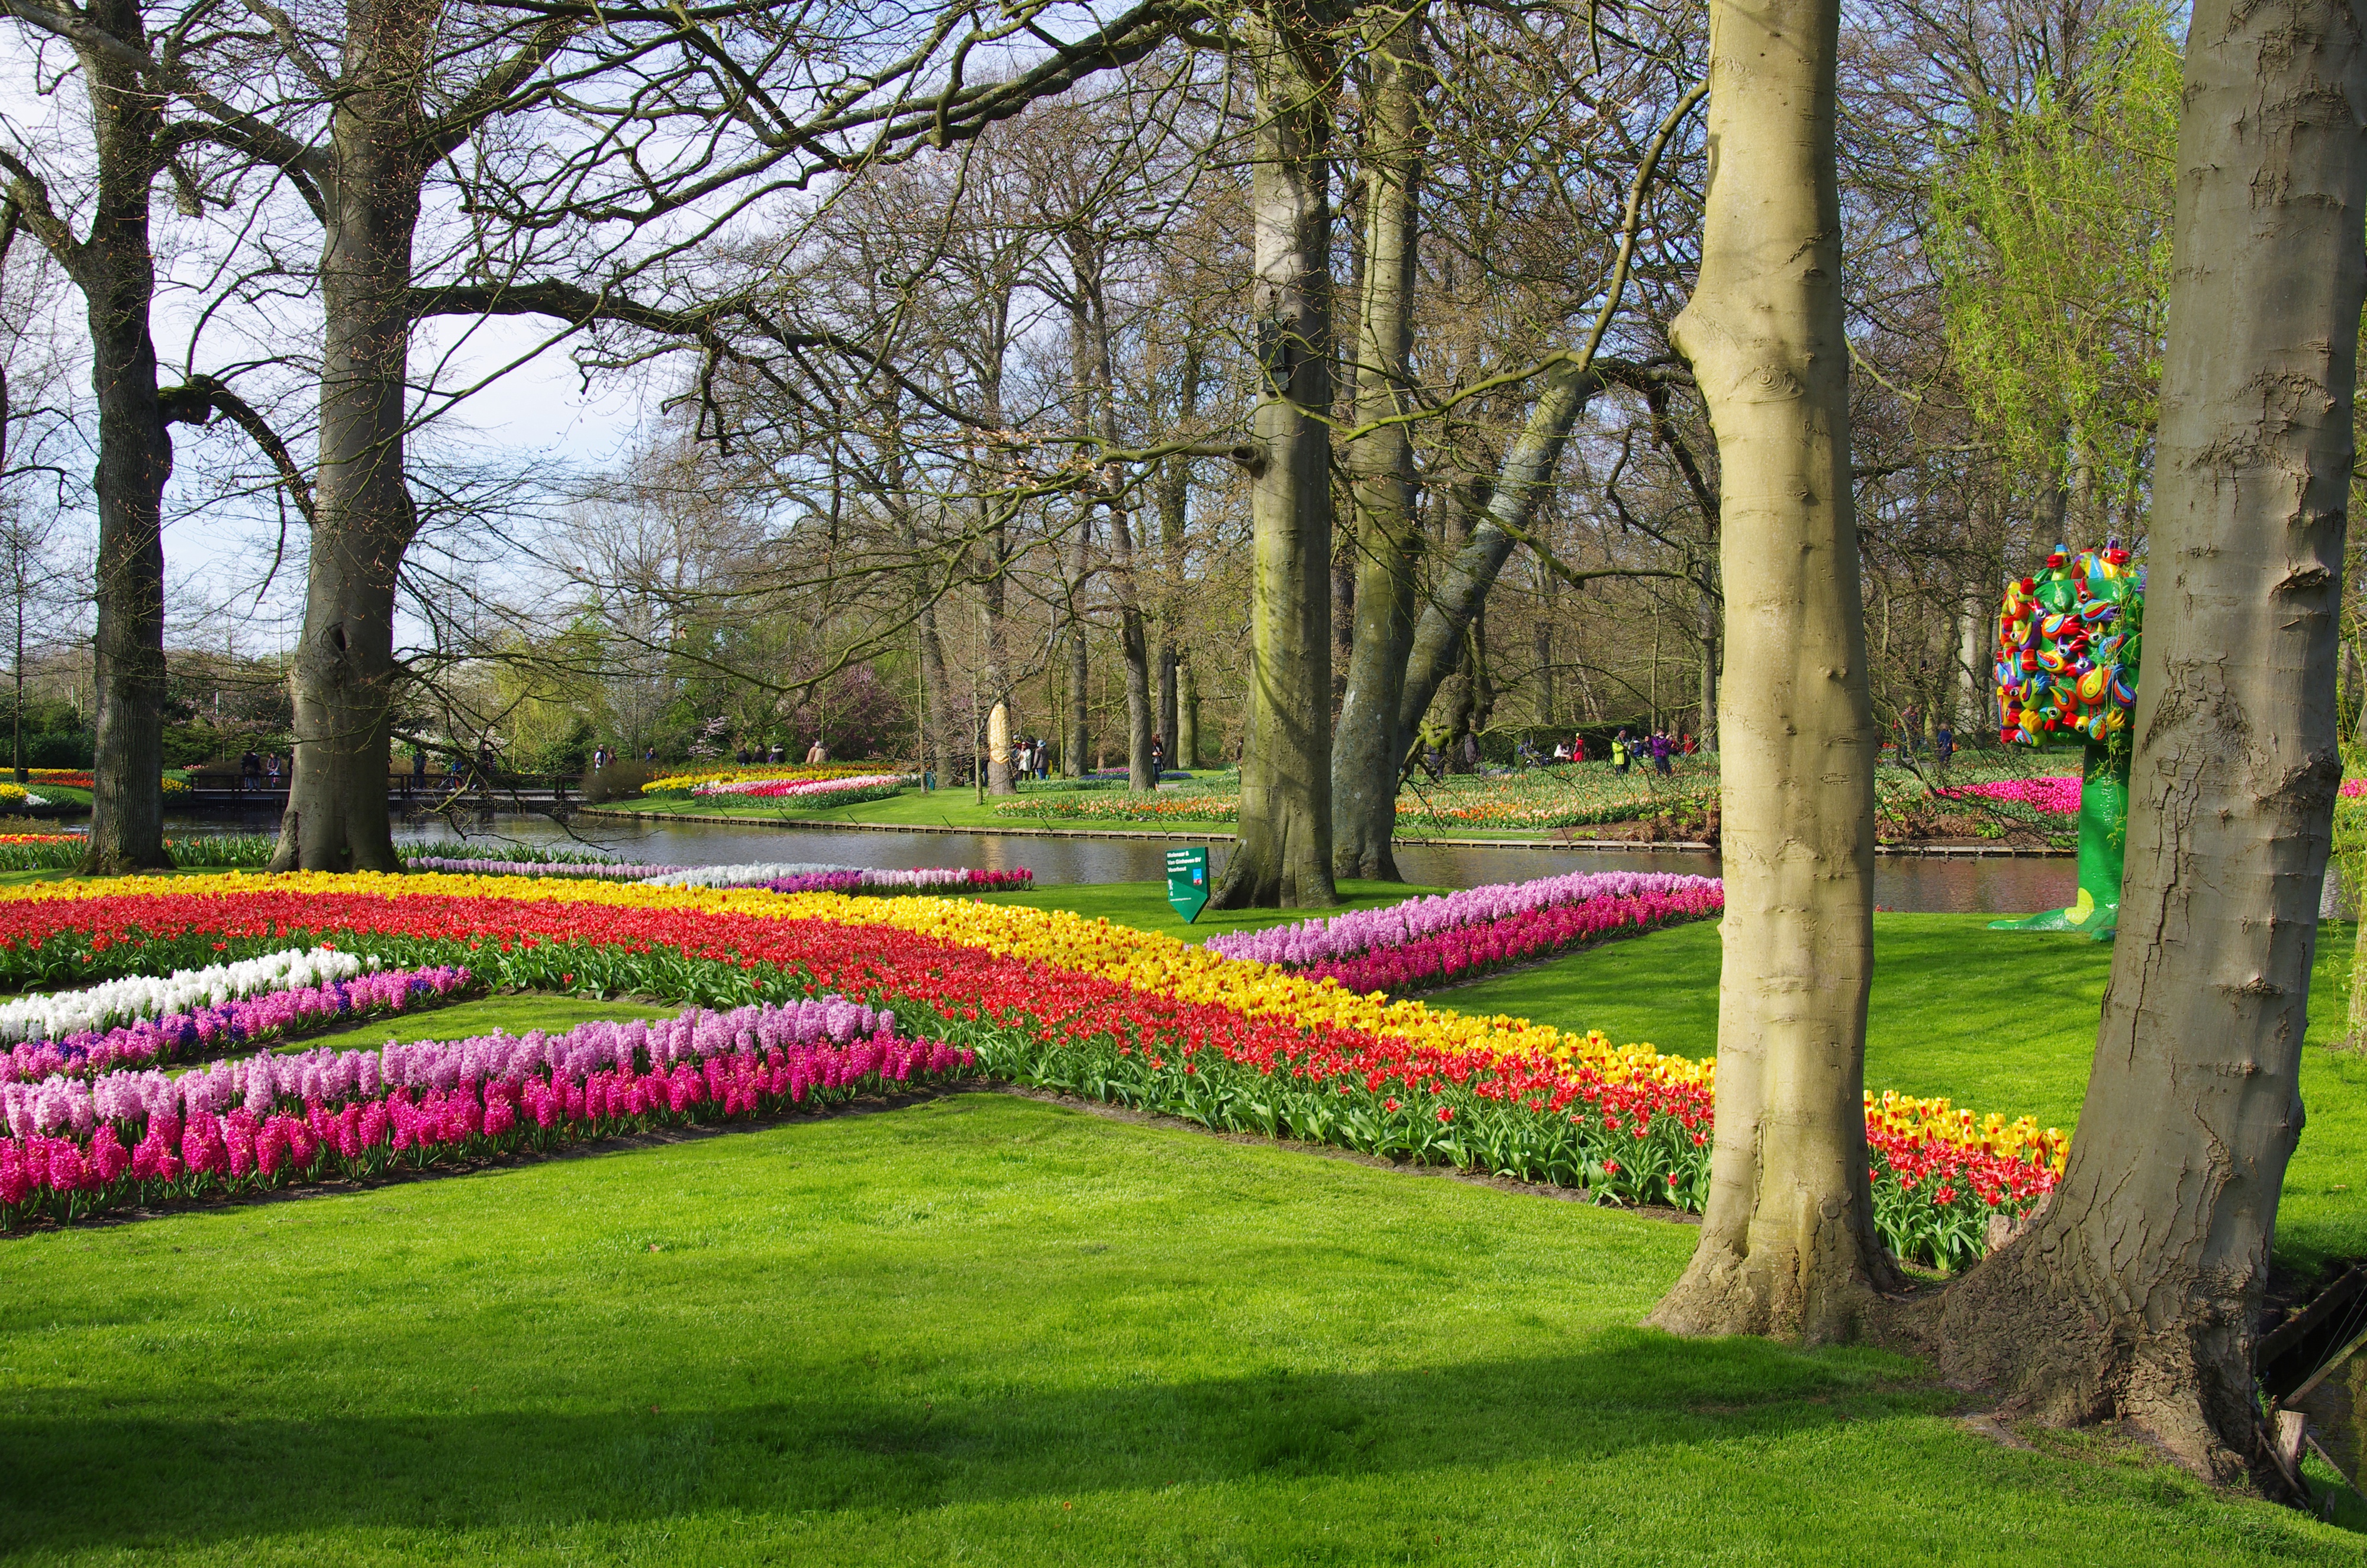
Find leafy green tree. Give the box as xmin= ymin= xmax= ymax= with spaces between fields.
xmin=1927 ymin=5 xmax=2182 ymax=535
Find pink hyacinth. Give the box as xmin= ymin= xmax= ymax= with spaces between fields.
xmin=1 ymin=996 xmax=972 ymax=1229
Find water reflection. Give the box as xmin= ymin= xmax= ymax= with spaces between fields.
xmin=160 ymin=805 xmax=2076 ymax=917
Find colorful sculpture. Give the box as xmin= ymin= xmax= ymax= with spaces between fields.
xmin=1986 ymin=542 xmax=2142 ymax=938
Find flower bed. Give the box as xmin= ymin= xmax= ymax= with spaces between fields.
xmin=640 ymin=763 xmax=889 ymax=795
xmin=0 ymin=947 xmax=375 ymax=1044
xmin=2 ymin=964 xmax=475 ymax=1083
xmin=688 ymin=772 xmax=911 ymax=804
xmin=755 ymin=867 xmax=1034 ymax=895
xmin=1934 ymin=776 xmax=2081 ymax=815
xmin=1208 ymin=872 xmax=1721 ymax=993
xmin=0 ymin=996 xmax=972 ymax=1224
xmin=641 ymin=863 xmax=1032 ymax=893
xmin=0 ymin=876 xmax=2063 ymax=1268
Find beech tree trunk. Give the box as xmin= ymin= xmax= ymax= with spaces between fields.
xmin=1695 ymin=580 xmax=1719 ymax=752
xmin=75 ymin=13 xmax=170 ymax=875
xmin=273 ymin=112 xmax=421 ymax=873
xmin=1214 ymin=3 xmax=1339 ymax=909
xmin=1156 ymin=341 xmax=1201 ymax=766
xmin=1178 ymin=660 xmax=1199 ymax=769
xmin=1934 ymin=0 xmax=2366 ymax=1482
xmin=1646 ymin=0 xmax=1898 ymax=1343
xmin=1331 ymin=7 xmax=1426 ymax=882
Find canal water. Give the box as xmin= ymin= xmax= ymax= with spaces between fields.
xmin=169 ymin=805 xmax=2076 ymax=915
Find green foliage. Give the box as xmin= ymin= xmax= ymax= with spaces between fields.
xmin=1929 ymin=4 xmax=2181 ymax=518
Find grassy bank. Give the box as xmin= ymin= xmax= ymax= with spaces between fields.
xmin=589 ymin=776 xmax=1660 ymax=843
xmin=2 ymin=1073 xmax=2353 ymax=1565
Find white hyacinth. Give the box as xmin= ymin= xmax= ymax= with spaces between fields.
xmin=0 ymin=946 xmax=374 ymax=1045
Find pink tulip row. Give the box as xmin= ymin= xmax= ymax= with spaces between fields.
xmin=691 ymin=772 xmax=910 ymax=799
xmin=0 ymin=965 xmax=475 ymax=1085
xmin=1934 ymin=776 xmax=2081 ymax=814
xmin=1208 ymin=870 xmax=1722 ymax=968
xmin=758 ymin=867 xmax=1035 ymax=895
xmin=1289 ymin=883 xmax=1726 ymax=995
xmin=0 ymin=999 xmax=973 ymax=1224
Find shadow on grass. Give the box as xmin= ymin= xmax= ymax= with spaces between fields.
xmin=0 ymin=1334 xmax=1937 ymax=1551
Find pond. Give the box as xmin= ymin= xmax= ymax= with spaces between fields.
xmin=167 ymin=805 xmax=2079 ymax=915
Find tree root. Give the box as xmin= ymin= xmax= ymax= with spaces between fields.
xmin=1888 ymin=1224 xmax=2281 ymax=1495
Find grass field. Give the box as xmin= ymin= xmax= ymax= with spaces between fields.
xmin=592 ymin=773 xmax=1637 ymax=841
xmin=3 ymin=1061 xmax=2358 ymax=1566
xmin=5 ymin=880 xmax=2365 ymax=1560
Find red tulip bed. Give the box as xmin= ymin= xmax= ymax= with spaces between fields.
xmin=0 ymin=881 xmax=2057 ymax=1270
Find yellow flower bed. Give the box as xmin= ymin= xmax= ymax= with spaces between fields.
xmin=640 ymin=763 xmax=886 ymax=795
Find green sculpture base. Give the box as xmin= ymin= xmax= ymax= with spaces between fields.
xmin=1988 ymin=738 xmax=2128 ymax=943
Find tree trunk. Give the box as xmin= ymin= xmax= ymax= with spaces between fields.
xmin=1213 ymin=4 xmax=1339 ymax=909
xmin=272 ymin=6 xmax=431 ymax=873
xmin=1114 ymin=508 xmax=1157 ymax=792
xmin=1934 ymin=0 xmax=2366 ymax=1483
xmin=1392 ymin=360 xmax=1615 ymax=751
xmin=1646 ymin=0 xmax=1897 ymax=1343
xmin=50 ymin=7 xmax=172 ymax=873
xmin=1695 ymin=578 xmax=1719 ymax=751
xmin=1179 ymin=658 xmax=1199 ymax=768
xmin=1065 ymin=569 xmax=1090 ymax=779
xmin=1331 ymin=8 xmax=1426 ymax=882
xmin=1156 ymin=340 xmax=1201 ymax=770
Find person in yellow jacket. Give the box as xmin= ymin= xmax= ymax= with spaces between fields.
xmin=1610 ymin=729 xmax=1631 ymax=774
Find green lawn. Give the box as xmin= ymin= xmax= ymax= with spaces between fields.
xmin=592 ymin=777 xmax=1592 ymax=841
xmin=276 ymin=993 xmax=681 ymax=1057
xmin=1443 ymin=915 xmax=2367 ymax=1275
xmin=3 ymin=1068 xmax=2355 ymax=1564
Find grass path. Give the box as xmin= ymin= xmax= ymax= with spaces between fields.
xmin=3 ymin=1083 xmax=2356 ymax=1566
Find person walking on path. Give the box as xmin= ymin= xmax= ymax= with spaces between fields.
xmin=1611 ymin=730 xmax=1631 ymax=775
xmin=239 ymin=749 xmax=260 ymax=793
xmin=805 ymin=739 xmax=828 ymax=766
xmin=411 ymin=745 xmax=428 ymax=795
xmin=1650 ymin=729 xmax=1673 ymax=776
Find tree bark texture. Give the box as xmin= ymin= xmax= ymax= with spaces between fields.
xmin=1935 ymin=0 xmax=2366 ymax=1482
xmin=1646 ymin=0 xmax=1898 ymax=1343
xmin=1214 ymin=4 xmax=1339 ymax=909
xmin=1331 ymin=7 xmax=1426 ymax=882
xmin=1156 ymin=340 xmax=1201 ymax=766
xmin=30 ymin=2 xmax=175 ymax=873
xmin=272 ymin=0 xmax=438 ymax=873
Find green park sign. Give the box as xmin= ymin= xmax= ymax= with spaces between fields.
xmin=1166 ymin=846 xmax=1210 ymax=925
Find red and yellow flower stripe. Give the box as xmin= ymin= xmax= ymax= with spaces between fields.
xmin=0 ymin=873 xmax=2065 ymax=1266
